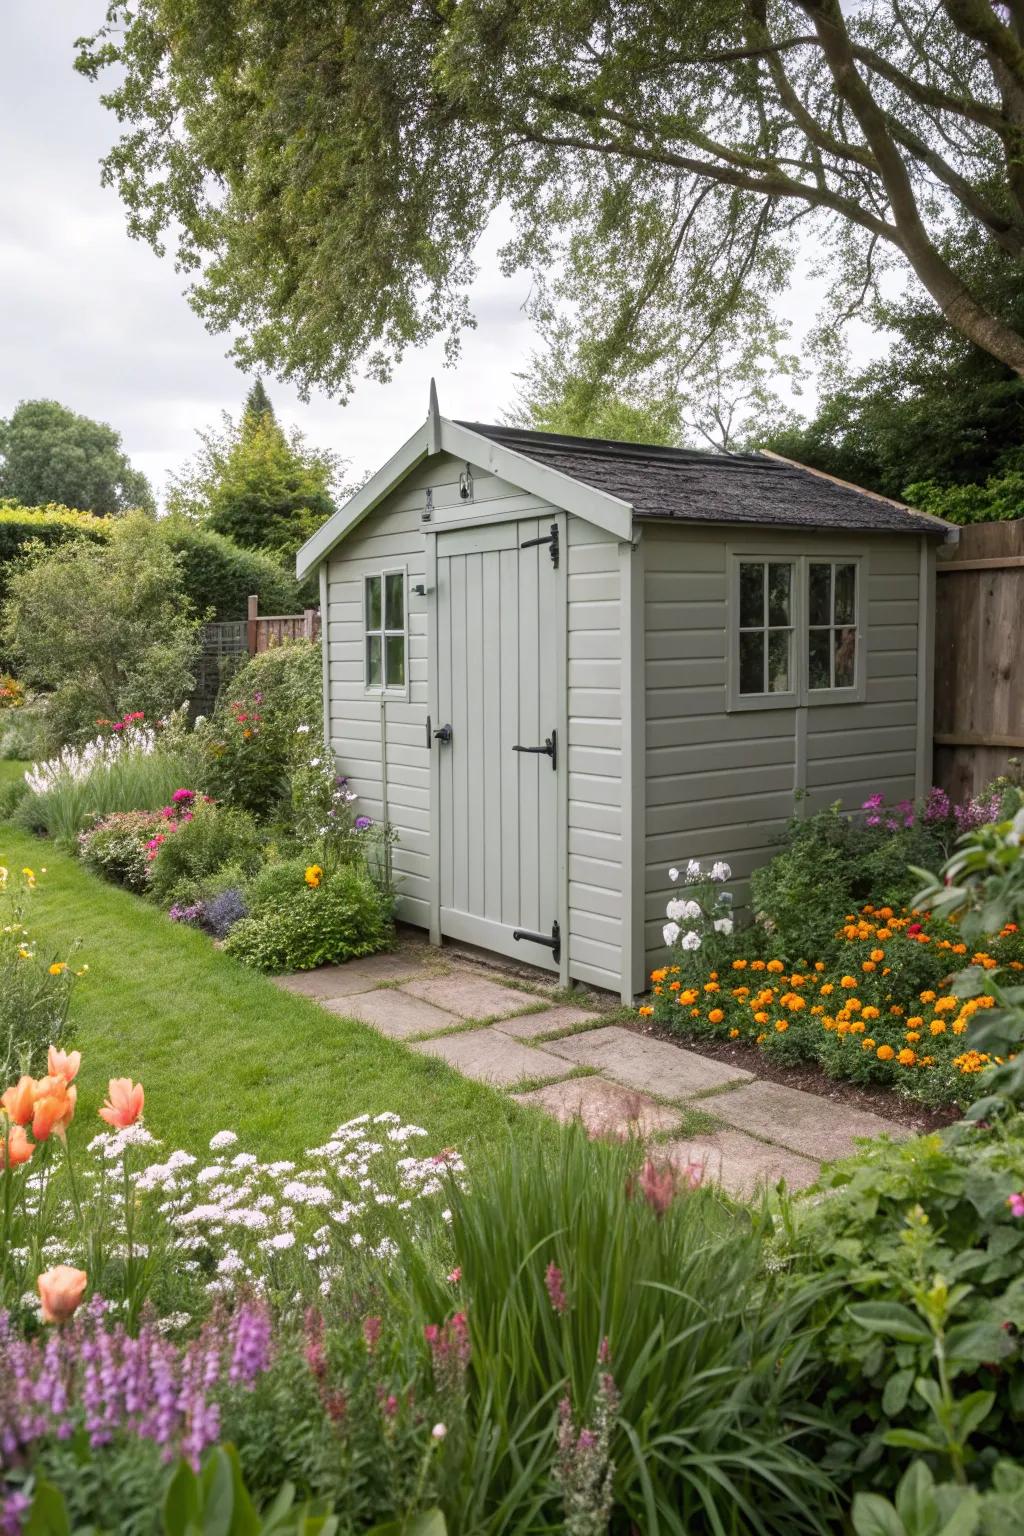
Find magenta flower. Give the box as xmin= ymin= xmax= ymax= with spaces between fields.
xmin=1009 ymin=1192 xmax=1024 ymax=1219
xmin=545 ymin=1262 xmax=568 ymax=1314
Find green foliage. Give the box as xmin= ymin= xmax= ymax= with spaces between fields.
xmin=903 ymin=460 xmax=1024 ymax=526
xmin=147 ymin=799 xmax=264 ymax=906
xmin=224 ymin=859 xmax=392 ymax=973
xmin=0 ymin=502 xmax=110 ymax=616
xmin=0 ymin=399 xmax=154 ymax=515
xmin=160 ymin=517 xmax=303 ymax=622
xmin=776 ymin=1112 xmax=1024 ymax=1500
xmin=752 ymin=804 xmax=952 ymax=964
xmin=0 ymin=866 xmax=79 ymax=1081
xmin=2 ymin=515 xmax=200 ymax=744
xmin=78 ymin=808 xmax=167 ymax=892
xmin=166 ymin=403 xmax=340 ymax=569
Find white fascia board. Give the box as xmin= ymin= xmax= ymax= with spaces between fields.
xmin=441 ymin=419 xmax=634 ymax=541
xmin=295 ymin=420 xmax=431 ymax=580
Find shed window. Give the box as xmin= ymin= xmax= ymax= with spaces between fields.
xmin=737 ymin=561 xmax=794 ymax=694
xmin=364 ymin=571 xmax=406 ymax=690
xmin=808 ymin=562 xmax=857 ymax=690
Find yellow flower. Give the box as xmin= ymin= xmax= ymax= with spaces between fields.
xmin=304 ymin=865 xmax=324 ymax=888
xmin=48 ymin=962 xmax=67 ymax=976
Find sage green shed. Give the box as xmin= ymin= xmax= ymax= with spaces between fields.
xmin=297 ymin=389 xmax=953 ymax=1003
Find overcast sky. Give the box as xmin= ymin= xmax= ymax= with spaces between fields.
xmin=1 ymin=2 xmax=884 ymax=510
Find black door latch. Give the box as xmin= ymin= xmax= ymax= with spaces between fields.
xmin=512 ymin=919 xmax=561 ymax=963
xmin=512 ymin=729 xmax=556 ymax=770
xmin=520 ymin=522 xmax=559 ymax=568
xmin=433 ymin=723 xmax=453 ymax=744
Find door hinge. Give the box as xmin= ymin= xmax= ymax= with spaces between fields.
xmin=512 ymin=729 xmax=556 ymax=771
xmin=520 ymin=522 xmax=559 ymax=568
xmin=512 ymin=919 xmax=561 ymax=963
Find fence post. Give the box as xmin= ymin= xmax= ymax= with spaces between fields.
xmin=303 ymin=607 xmax=316 ymax=640
xmin=246 ymin=594 xmax=259 ymax=656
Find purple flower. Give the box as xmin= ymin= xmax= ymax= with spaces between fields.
xmin=0 ymin=1490 xmax=29 ymax=1536
xmin=227 ymin=1302 xmax=273 ymax=1388
xmin=862 ymin=793 xmax=884 ymax=811
xmin=354 ymin=815 xmax=373 ymax=831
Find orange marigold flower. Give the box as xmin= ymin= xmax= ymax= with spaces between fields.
xmin=897 ymin=1048 xmax=916 ymax=1066
xmin=766 ymin=959 xmax=785 ymax=973
xmin=753 ymin=1011 xmax=769 ymax=1025
xmin=869 ymin=948 xmax=885 ymax=963
xmin=862 ymin=960 xmax=877 ymax=973
xmin=775 ymin=1019 xmax=789 ymax=1033
xmin=751 ymin=960 xmax=766 ymax=971
xmin=934 ymin=996 xmax=958 ymax=1014
xmin=729 ymin=1027 xmax=740 ymax=1039
xmin=905 ymin=1030 xmax=921 ymax=1044
xmin=930 ymin=1020 xmax=947 ymax=1035
xmin=638 ymin=1006 xmax=654 ymax=1017
xmin=731 ymin=959 xmax=748 ymax=970
xmin=840 ymin=976 xmax=858 ymax=989
xmin=756 ymin=1032 xmax=767 ymax=1044
xmin=861 ymin=1038 xmax=876 ymax=1051
xmin=708 ymin=1008 xmax=725 ymax=1024
xmin=876 ymin=1044 xmax=895 ymax=1061
xmin=819 ymin=982 xmax=834 ymax=995
xmin=920 ymin=990 xmax=937 ymax=1003
xmin=861 ymin=1006 xmax=880 ymax=1021
xmin=651 ymin=969 xmax=668 ymax=984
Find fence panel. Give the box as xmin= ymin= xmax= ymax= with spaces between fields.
xmin=933 ymin=522 xmax=1024 ymax=799
xmin=194 ymin=620 xmax=248 ymax=717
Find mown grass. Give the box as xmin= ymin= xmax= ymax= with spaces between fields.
xmin=2 ymin=824 xmax=556 ymax=1165
xmin=0 ymin=758 xmax=27 ymax=788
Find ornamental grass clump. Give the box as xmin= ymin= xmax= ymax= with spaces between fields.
xmin=0 ymin=864 xmax=82 ymax=1081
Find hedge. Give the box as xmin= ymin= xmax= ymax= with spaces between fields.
xmin=0 ymin=503 xmax=302 ymax=623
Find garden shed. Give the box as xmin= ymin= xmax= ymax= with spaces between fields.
xmin=297 ymin=388 xmax=953 ymax=1002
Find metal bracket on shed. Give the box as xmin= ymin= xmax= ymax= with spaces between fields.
xmin=520 ymin=522 xmax=559 ymax=568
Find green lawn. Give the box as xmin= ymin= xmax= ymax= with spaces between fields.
xmin=0 ymin=758 xmax=27 ymax=788
xmin=2 ymin=824 xmax=552 ymax=1164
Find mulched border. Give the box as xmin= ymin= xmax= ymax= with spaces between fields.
xmin=624 ymin=1014 xmax=961 ymax=1134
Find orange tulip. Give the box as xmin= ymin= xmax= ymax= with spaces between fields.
xmin=1 ymin=1075 xmax=37 ymax=1126
xmin=30 ymin=1076 xmax=76 ymax=1142
xmin=47 ymin=1045 xmax=81 ymax=1085
xmin=37 ymin=1265 xmax=88 ymax=1324
xmin=99 ymin=1078 xmax=144 ymax=1128
xmin=0 ymin=1123 xmax=33 ymax=1168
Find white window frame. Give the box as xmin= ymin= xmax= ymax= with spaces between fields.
xmin=363 ymin=566 xmax=409 ymax=698
xmin=727 ymin=549 xmax=867 ymax=711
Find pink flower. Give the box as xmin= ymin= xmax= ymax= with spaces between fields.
xmin=862 ymin=793 xmax=884 ymax=810
xmin=545 ymin=1262 xmax=568 ymax=1314
xmin=363 ymin=1315 xmax=382 ymax=1353
xmin=447 ymin=1266 xmax=462 ymax=1284
xmin=1008 ymin=1192 xmax=1024 ymax=1218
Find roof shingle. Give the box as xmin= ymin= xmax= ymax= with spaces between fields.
xmin=458 ymin=422 xmax=947 ymax=538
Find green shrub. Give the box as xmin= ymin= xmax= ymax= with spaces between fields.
xmin=0 ymin=501 xmax=110 ymax=614
xmin=78 ymin=808 xmax=167 ymax=892
xmin=0 ymin=692 xmax=50 ymax=762
xmin=147 ymin=798 xmax=264 ymax=906
xmin=775 ymin=1112 xmax=1024 ymax=1500
xmin=224 ymin=860 xmax=391 ymax=971
xmin=160 ymin=516 xmax=303 ymax=621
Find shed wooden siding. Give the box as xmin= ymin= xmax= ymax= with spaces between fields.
xmin=566 ymin=516 xmax=627 ymax=991
xmin=641 ymin=525 xmax=924 ymax=972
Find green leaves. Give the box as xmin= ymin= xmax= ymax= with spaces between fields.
xmin=847 ymin=1302 xmax=933 ymax=1345
xmin=162 ymin=1447 xmax=339 ymax=1536
xmin=852 ymin=1462 xmax=981 ymax=1536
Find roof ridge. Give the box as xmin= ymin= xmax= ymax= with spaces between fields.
xmin=455 ymin=420 xmax=774 ymax=469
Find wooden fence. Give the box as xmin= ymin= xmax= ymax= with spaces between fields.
xmin=192 ymin=596 xmax=321 ymax=716
xmin=933 ymin=522 xmax=1024 ymax=799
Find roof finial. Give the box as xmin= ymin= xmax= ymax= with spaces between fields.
xmin=427 ymin=376 xmax=442 ymax=453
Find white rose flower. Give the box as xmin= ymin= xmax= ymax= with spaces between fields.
xmin=668 ymin=867 xmax=680 ymax=882
xmin=685 ymin=859 xmax=702 ymax=882
xmin=710 ymin=861 xmax=732 ymax=882
xmin=666 ymin=897 xmax=701 ymax=921
xmin=713 ymin=917 xmax=734 ymax=935
xmin=663 ymin=921 xmax=681 ymax=946
xmin=680 ymin=929 xmax=702 ymax=951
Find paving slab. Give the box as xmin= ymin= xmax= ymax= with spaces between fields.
xmin=273 ymin=951 xmax=428 ymax=1000
xmin=710 ymin=1079 xmax=908 ymax=1163
xmin=513 ymin=1076 xmax=683 ymax=1139
xmin=544 ymin=1025 xmax=753 ymax=1099
xmin=324 ymin=988 xmax=457 ymax=1040
xmin=496 ymin=1005 xmax=606 ymax=1040
xmin=401 ymin=972 xmax=542 ymax=1020
xmin=661 ymin=1130 xmax=819 ymax=1201
xmin=410 ymin=1028 xmax=575 ymax=1086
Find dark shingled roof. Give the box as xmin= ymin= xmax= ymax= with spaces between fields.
xmin=458 ymin=422 xmax=946 ymax=537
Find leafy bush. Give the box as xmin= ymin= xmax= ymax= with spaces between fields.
xmin=78 ymin=808 xmax=167 ymax=892
xmin=2 ymin=513 xmax=200 ymax=744
xmin=0 ymin=692 xmax=50 ymax=763
xmin=0 ymin=501 xmax=109 ymax=616
xmin=147 ymin=798 xmax=264 ymax=906
xmin=15 ymin=716 xmax=199 ymax=848
xmin=224 ymin=860 xmax=392 ymax=972
xmin=161 ymin=516 xmax=303 ymax=621
xmin=775 ymin=1111 xmax=1024 ymax=1502
xmin=0 ymin=864 xmax=80 ymax=1079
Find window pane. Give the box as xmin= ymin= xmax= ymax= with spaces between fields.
xmin=739 ymin=630 xmax=764 ymax=694
xmin=767 ymin=563 xmax=792 ymax=626
xmin=834 ymin=563 xmax=856 ymax=625
xmin=809 ymin=563 xmax=831 ymax=626
xmin=385 ymin=634 xmax=405 ymax=688
xmin=385 ymin=572 xmax=404 ymax=631
xmin=808 ymin=628 xmax=831 ymax=690
xmin=365 ymin=575 xmax=382 ymax=631
xmin=366 ymin=634 xmax=382 ymax=688
xmin=767 ymin=629 xmax=791 ymax=693
xmin=835 ymin=626 xmax=856 ymax=688
xmin=739 ymin=563 xmax=764 ymax=628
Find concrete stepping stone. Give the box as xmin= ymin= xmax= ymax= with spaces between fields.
xmin=401 ymin=972 xmax=541 ymax=1020
xmin=497 ymin=1005 xmax=606 ymax=1039
xmin=545 ymin=1025 xmax=753 ymax=1099
xmin=410 ymin=1028 xmax=574 ymax=1086
xmin=273 ymin=951 xmax=427 ymax=1000
xmin=710 ymin=1079 xmax=908 ymax=1163
xmin=661 ymin=1130 xmax=819 ymax=1201
xmin=513 ymin=1076 xmax=683 ymax=1139
xmin=325 ymin=988 xmax=457 ymax=1040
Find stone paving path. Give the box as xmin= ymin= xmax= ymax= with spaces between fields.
xmin=275 ymin=942 xmax=909 ymax=1201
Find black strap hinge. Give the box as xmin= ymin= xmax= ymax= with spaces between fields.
xmin=520 ymin=522 xmax=559 ymax=567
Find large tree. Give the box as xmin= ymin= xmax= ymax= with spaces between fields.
xmin=0 ymin=400 xmax=154 ymax=514
xmin=78 ymin=1 xmax=1024 ymax=397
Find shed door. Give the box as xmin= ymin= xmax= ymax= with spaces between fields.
xmin=434 ymin=517 xmax=563 ymax=970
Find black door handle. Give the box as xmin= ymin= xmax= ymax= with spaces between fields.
xmin=433 ymin=723 xmax=453 ymax=744
xmin=512 ymin=729 xmax=556 ymax=770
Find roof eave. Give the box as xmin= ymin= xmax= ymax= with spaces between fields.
xmin=758 ymin=449 xmax=957 ymax=541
